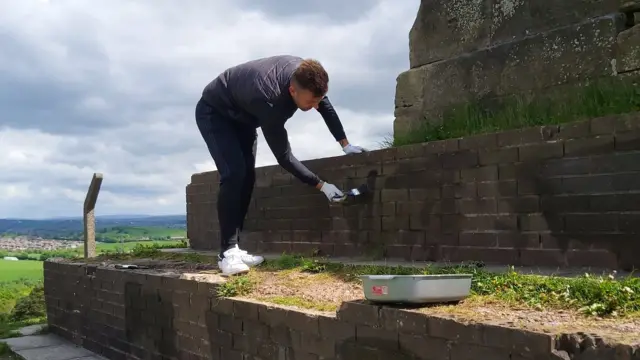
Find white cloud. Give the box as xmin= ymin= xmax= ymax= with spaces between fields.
xmin=0 ymin=0 xmax=418 ymax=218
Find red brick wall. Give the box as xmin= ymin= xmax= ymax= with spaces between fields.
xmin=187 ymin=112 xmax=640 ymax=270
xmin=44 ymin=261 xmax=638 ymax=360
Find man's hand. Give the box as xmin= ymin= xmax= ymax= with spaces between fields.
xmin=343 ymin=144 xmax=367 ymax=154
xmin=318 ymin=181 xmax=345 ymax=202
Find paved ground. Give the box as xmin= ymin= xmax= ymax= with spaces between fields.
xmin=1 ymin=333 xmax=106 ymax=360
xmin=16 ymin=326 xmax=45 ymax=337
xmin=161 ymin=248 xmax=638 ymax=279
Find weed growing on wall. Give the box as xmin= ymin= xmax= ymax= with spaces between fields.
xmin=216 ymin=276 xmax=256 ymax=298
xmin=392 ymin=76 xmax=640 ymax=147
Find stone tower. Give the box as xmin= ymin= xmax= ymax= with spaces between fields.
xmin=393 ymin=0 xmax=640 ymax=136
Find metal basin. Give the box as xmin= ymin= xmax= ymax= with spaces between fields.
xmin=360 ymin=274 xmax=473 ymax=304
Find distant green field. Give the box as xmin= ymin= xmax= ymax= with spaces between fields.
xmin=97 ymin=226 xmax=185 ymax=241
xmin=94 ymin=240 xmax=183 ymax=251
xmin=0 ymin=260 xmax=43 ymax=282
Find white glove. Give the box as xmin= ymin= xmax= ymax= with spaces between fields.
xmin=319 ymin=182 xmax=345 ymax=202
xmin=343 ymin=143 xmax=367 ymax=154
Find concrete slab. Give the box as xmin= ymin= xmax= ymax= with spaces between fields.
xmin=15 ymin=344 xmax=94 ymax=360
xmin=2 ymin=334 xmax=64 ymax=351
xmin=1 ymin=334 xmax=107 ymax=360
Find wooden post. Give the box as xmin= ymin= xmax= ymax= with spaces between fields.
xmin=83 ymin=173 xmax=103 ymax=259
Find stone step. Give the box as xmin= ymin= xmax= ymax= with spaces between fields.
xmin=1 ymin=334 xmax=106 ymax=360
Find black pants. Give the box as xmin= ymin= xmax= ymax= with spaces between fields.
xmin=194 ymin=97 xmax=257 ymax=257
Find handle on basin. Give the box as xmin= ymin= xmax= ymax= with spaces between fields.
xmin=364 ymin=275 xmax=396 ymax=280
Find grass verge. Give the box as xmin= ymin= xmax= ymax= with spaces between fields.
xmin=0 ymin=342 xmax=12 ymax=357
xmin=214 ymin=254 xmax=640 ymax=318
xmin=391 ymin=76 xmax=640 ymax=147
xmin=0 ymin=282 xmax=46 ymax=339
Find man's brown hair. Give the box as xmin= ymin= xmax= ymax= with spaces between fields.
xmin=292 ymin=58 xmax=329 ymax=98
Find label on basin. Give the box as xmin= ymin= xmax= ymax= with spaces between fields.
xmin=371 ymin=285 xmax=388 ymax=296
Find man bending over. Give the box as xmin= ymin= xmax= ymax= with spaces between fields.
xmin=195 ymin=55 xmax=366 ymax=276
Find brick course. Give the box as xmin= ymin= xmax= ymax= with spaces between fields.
xmin=188 ymin=112 xmax=640 ymax=270
xmin=44 ymin=262 xmax=639 ymax=360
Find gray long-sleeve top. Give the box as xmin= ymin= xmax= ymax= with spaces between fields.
xmin=200 ymin=55 xmax=347 ymax=187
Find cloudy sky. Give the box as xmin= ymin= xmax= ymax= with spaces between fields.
xmin=0 ymin=0 xmax=419 ymax=219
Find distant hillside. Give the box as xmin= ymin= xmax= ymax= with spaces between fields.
xmin=0 ymin=215 xmax=186 ymax=240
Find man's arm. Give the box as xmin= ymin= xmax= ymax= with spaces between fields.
xmin=316 ymin=96 xmax=349 ymax=146
xmin=249 ymin=98 xmax=324 ymax=188
xmin=261 ymin=122 xmax=324 ymax=189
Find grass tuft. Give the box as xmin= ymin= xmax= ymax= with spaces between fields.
xmin=215 ymin=275 xmax=256 ymax=298
xmin=254 ymin=296 xmax=337 ymax=312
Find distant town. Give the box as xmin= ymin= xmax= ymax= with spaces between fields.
xmin=0 ymin=235 xmax=81 ymax=251
xmin=0 ymin=215 xmax=187 ymax=251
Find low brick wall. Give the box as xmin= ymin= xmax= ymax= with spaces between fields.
xmin=43 ymin=261 xmax=639 ymax=360
xmin=187 ymin=113 xmax=640 ymax=270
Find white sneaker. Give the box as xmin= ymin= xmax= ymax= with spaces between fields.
xmin=236 ymin=247 xmax=265 ymax=267
xmin=218 ymin=247 xmax=250 ymax=276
